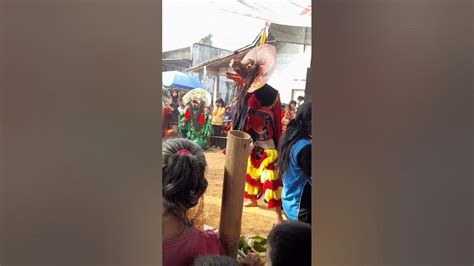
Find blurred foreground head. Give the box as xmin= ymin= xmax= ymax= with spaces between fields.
xmin=267 ymin=221 xmax=312 ymax=266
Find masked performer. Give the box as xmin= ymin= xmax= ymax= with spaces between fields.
xmin=178 ymin=88 xmax=212 ymax=149
xmin=226 ymin=44 xmax=284 ymax=224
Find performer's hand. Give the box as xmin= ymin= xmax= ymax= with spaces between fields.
xmin=241 ymin=253 xmax=263 ymax=266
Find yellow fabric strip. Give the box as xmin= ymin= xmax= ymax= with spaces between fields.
xmin=246 ymin=148 xmax=279 ymax=181
xmin=264 ymin=186 xmax=282 ymax=202
xmin=259 ymin=149 xmax=278 ymax=171
xmin=246 ymin=156 xmax=256 ymax=173
xmin=247 ymin=167 xmax=260 ymax=180
xmin=260 ymin=168 xmax=278 ymax=182
xmin=245 ymin=183 xmax=260 ymax=196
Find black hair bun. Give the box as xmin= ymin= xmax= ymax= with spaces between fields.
xmin=162 ymin=139 xmax=208 ymax=213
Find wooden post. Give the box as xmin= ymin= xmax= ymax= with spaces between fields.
xmin=219 ymin=130 xmax=251 ymax=258
xmin=304 ymin=66 xmax=311 ymax=102
xmin=214 ymin=74 xmax=220 ymax=102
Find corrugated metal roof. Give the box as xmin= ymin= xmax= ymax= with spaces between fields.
xmin=186 ymin=23 xmax=309 ymax=72
xmin=186 ymin=30 xmax=263 ymax=72
xmin=186 ymin=46 xmax=252 ymax=72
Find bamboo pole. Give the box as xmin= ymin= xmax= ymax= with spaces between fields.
xmin=219 ymin=130 xmax=252 ymax=258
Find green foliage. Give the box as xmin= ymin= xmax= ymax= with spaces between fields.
xmin=199 ymin=33 xmax=213 ymax=46
xmin=238 ymin=234 xmax=268 ymax=265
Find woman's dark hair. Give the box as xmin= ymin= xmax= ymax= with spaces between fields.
xmin=215 ymin=98 xmax=225 ymax=106
xmin=193 ymin=255 xmax=240 ymax=266
xmin=297 ymin=96 xmax=305 ymax=101
xmin=289 ymin=100 xmax=297 ymax=106
xmin=171 ymin=90 xmax=179 ymax=109
xmin=162 ymin=138 xmax=208 ymax=225
xmin=268 ymin=221 xmax=312 ymax=266
xmin=277 ymin=101 xmax=311 ymax=179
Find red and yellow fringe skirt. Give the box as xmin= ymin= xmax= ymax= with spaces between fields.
xmin=244 ymin=147 xmax=282 ymax=209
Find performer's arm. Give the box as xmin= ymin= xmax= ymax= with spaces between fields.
xmin=272 ymin=96 xmax=283 ymax=146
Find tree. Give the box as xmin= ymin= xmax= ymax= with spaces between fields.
xmin=199 ymin=34 xmax=213 ymax=46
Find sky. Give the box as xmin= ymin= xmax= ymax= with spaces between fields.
xmin=162 ymin=1 xmax=265 ymax=52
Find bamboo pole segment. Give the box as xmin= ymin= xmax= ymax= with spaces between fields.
xmin=219 ymin=130 xmax=252 ymax=258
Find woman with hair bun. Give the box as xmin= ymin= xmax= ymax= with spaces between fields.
xmin=162 ymin=138 xmax=224 ymax=266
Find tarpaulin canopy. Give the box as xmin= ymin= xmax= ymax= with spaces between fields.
xmin=162 ymin=71 xmax=202 ymax=90
xmin=268 ymin=23 xmax=311 ymax=45
xmin=212 ymin=0 xmax=311 ymax=27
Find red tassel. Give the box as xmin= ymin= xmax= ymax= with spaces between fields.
xmin=262 ymin=179 xmax=282 ymax=191
xmin=267 ymin=199 xmax=282 ymax=209
xmin=244 ymin=192 xmax=258 ymax=200
xmin=184 ymin=109 xmax=190 ymax=121
xmin=199 ymin=113 xmax=205 ymax=125
xmin=246 ymin=174 xmax=261 ymax=187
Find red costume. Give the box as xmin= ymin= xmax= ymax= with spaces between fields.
xmin=226 ymin=44 xmax=283 ymax=209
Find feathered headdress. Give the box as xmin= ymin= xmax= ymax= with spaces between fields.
xmin=226 ymin=22 xmax=276 ymax=100
xmin=182 ymin=88 xmax=212 ymax=106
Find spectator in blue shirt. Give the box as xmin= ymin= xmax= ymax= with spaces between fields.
xmin=276 ymin=102 xmax=311 ymax=224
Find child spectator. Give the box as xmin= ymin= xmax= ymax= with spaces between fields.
xmin=211 ymin=98 xmax=226 ymax=149
xmin=277 ymin=102 xmax=311 ymax=224
xmin=223 ymin=106 xmax=232 ymax=131
xmin=171 ymin=90 xmax=180 ymax=123
xmin=289 ymin=100 xmax=297 ymax=112
xmin=162 ymin=138 xmax=224 ymax=266
xmin=222 ymin=106 xmax=233 ymax=150
xmin=242 ymin=221 xmax=312 ymax=266
xmin=280 ymin=103 xmax=286 ymax=119
xmin=266 ymin=221 xmax=311 ymax=266
xmin=178 ymin=99 xmax=186 ymax=116
xmin=223 ymin=105 xmax=232 ymax=122
xmin=281 ymin=104 xmax=295 ymax=132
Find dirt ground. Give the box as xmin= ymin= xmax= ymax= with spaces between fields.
xmin=202 ymin=147 xmax=277 ymax=237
